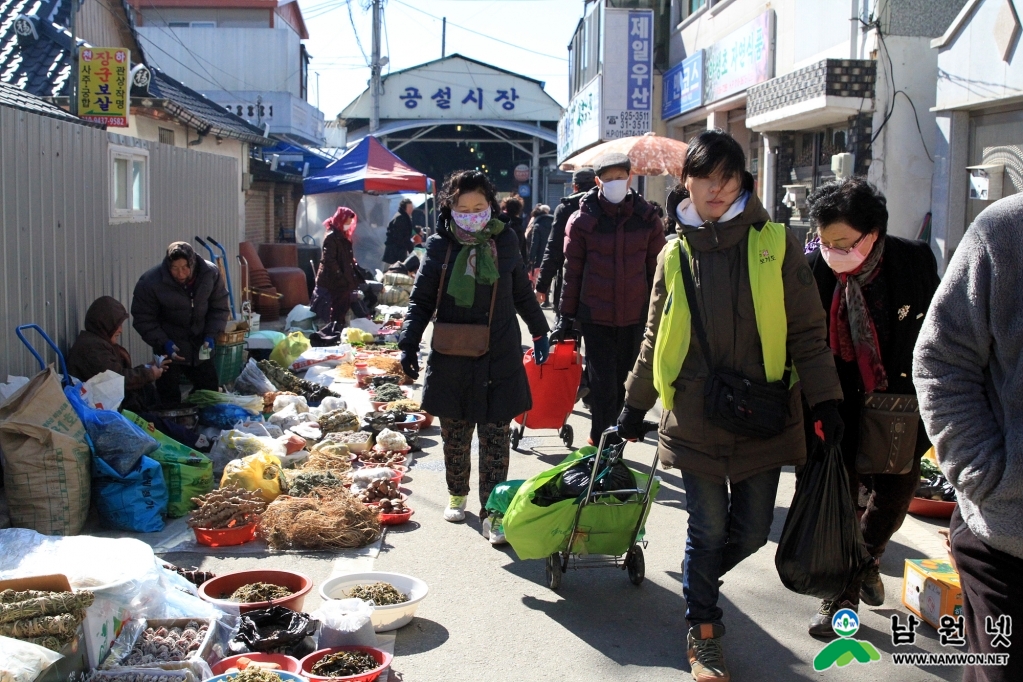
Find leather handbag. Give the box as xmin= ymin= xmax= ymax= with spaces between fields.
xmin=430 ymin=243 xmax=498 ymax=358
xmin=855 ymin=393 xmax=920 ymax=475
xmin=679 ymin=248 xmax=791 ymax=438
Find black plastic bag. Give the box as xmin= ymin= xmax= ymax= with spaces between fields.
xmin=775 ymin=444 xmax=873 ymax=600
xmin=229 ymin=606 xmax=319 ymax=657
xmin=534 ymin=454 xmax=636 ymax=507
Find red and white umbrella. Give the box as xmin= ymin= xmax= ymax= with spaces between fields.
xmin=560 ymin=132 xmax=689 ymax=177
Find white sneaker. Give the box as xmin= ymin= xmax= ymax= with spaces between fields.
xmin=481 ymin=515 xmax=492 ymax=540
xmin=444 ymin=495 xmax=467 ymax=522
xmin=489 ymin=515 xmax=507 ymax=545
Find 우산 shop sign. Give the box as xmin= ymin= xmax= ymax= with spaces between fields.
xmin=704 ymin=11 xmax=774 ymax=105
xmin=78 ymin=47 xmax=129 ymax=127
xmin=602 ymin=8 xmax=654 ymax=141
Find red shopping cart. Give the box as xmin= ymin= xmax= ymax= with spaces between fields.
xmin=511 ymin=338 xmax=583 ymax=451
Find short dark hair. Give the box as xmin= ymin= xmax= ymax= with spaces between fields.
xmin=807 ymin=177 xmax=888 ymax=238
xmin=503 ymin=196 xmax=523 ymax=217
xmin=439 ymin=170 xmax=501 ymax=221
xmin=677 ymin=129 xmax=754 ymax=195
xmin=399 ymin=198 xmax=413 ymax=211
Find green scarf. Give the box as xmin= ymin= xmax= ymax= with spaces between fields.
xmin=447 ymin=218 xmax=505 ymax=307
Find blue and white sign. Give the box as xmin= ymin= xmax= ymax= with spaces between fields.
xmin=662 ymin=50 xmax=704 ymax=120
xmin=602 ymin=8 xmax=654 ymax=141
xmin=518 ymin=184 xmax=531 ymax=198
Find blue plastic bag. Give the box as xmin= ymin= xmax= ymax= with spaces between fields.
xmin=199 ymin=404 xmax=258 ymax=430
xmin=92 ymin=455 xmax=168 ymax=532
xmin=83 ymin=409 xmax=160 ymax=476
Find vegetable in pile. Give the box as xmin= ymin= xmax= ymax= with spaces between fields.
xmin=373 ymin=383 xmax=406 ymax=403
xmin=318 ymin=409 xmax=360 ymax=434
xmin=229 ymin=668 xmax=286 ymax=682
xmin=344 ymin=582 xmax=409 ymax=605
xmin=332 ymin=431 xmax=372 ymax=445
xmin=311 ymin=650 xmax=379 ymax=676
xmin=385 ymin=399 xmax=421 ymax=414
xmin=187 ymin=487 xmax=268 ymax=530
xmin=257 ymin=360 xmax=339 ymax=404
xmin=0 ymin=589 xmax=94 ymax=652
xmin=288 ymin=470 xmax=344 ymax=497
xmin=228 ymin=583 xmax=293 ymax=603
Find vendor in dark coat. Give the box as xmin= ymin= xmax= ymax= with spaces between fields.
xmin=131 ymin=241 xmax=230 ymax=405
xmin=311 ymin=206 xmax=360 ymax=333
xmin=67 ymin=296 xmax=169 ymax=413
xmin=398 ymin=170 xmax=550 ymax=540
xmin=382 ymin=198 xmax=415 ymax=266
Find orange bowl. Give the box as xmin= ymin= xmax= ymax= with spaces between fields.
xmin=379 ymin=507 xmax=414 ymax=526
xmin=193 ymin=522 xmax=258 ymax=547
xmin=211 ymin=652 xmax=302 ymax=675
xmin=300 ymin=646 xmax=392 ymax=682
xmin=199 ymin=569 xmax=313 ymax=612
xmin=908 ymin=497 xmax=956 ymax=518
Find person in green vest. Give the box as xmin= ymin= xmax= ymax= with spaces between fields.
xmin=617 ymin=130 xmax=844 ymax=682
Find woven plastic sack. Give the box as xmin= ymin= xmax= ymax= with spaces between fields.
xmin=92 ymin=455 xmax=168 ymax=533
xmin=269 ymin=331 xmax=311 ymax=369
xmin=0 ymin=368 xmax=91 ymax=535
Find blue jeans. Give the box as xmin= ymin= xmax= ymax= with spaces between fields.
xmin=681 ymin=468 xmax=782 ymax=626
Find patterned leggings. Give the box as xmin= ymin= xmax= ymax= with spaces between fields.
xmin=440 ymin=418 xmax=511 ymax=511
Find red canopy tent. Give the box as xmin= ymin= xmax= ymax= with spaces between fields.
xmin=303 ymin=135 xmax=431 ymax=195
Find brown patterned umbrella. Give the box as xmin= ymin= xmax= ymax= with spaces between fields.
xmin=560 ymin=132 xmax=689 ymax=177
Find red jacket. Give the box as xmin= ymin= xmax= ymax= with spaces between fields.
xmin=560 ymin=188 xmax=666 ymax=327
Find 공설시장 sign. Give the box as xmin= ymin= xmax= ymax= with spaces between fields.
xmin=79 ymin=47 xmax=130 ymax=127
xmin=704 ymin=11 xmax=774 ymax=105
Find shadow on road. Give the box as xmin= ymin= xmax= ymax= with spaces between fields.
xmin=392 ymin=617 xmax=451 ymax=656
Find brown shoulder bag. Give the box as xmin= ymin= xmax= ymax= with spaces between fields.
xmin=430 ymin=243 xmax=498 ymax=357
xmin=855 ymin=393 xmax=920 ymax=475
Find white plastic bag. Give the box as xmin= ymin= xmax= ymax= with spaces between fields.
xmin=273 ymin=394 xmax=309 ymax=414
xmin=288 ymin=422 xmax=322 ymax=442
xmin=311 ymin=396 xmax=347 ymax=416
xmin=234 ymin=421 xmax=283 ymax=438
xmin=291 ymin=346 xmax=353 ymax=372
xmin=349 ymin=317 xmax=381 ymax=334
xmin=311 ymin=599 xmax=378 ymax=648
xmin=0 ymin=636 xmax=62 ymax=682
xmin=79 ymin=369 xmax=126 ymax=411
xmin=286 ymin=304 xmax=318 ymax=331
xmin=0 ymin=376 xmax=30 ymax=404
xmin=235 ymin=358 xmax=276 ymax=395
xmin=304 ymin=365 xmax=339 ymax=389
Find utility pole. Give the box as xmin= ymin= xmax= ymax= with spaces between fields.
xmin=370 ymin=0 xmax=382 ymax=133
xmin=315 ymin=72 xmax=320 ymax=110
xmin=441 ymin=17 xmax=446 ymax=58
xmin=68 ymin=0 xmax=80 ymax=115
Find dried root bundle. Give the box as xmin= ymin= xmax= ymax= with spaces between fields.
xmin=0 ymin=589 xmax=93 ymax=624
xmin=0 ymin=611 xmax=83 ymax=639
xmin=259 ymin=489 xmax=381 ymax=550
xmin=188 ymin=487 xmax=268 ymax=529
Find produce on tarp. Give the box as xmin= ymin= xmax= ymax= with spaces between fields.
xmin=188 ymin=487 xmax=268 ymax=530
xmin=318 ymin=409 xmax=360 ymax=435
xmin=259 ymin=489 xmax=381 ymax=550
xmin=257 ymin=360 xmax=339 ymax=405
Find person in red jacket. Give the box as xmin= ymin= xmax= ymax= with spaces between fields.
xmin=553 ymin=152 xmax=666 ymax=445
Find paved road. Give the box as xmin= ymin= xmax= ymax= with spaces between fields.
xmin=155 ymin=315 xmax=963 ymax=682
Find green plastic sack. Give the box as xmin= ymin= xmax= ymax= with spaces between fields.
xmin=485 ymin=480 xmax=526 ymax=516
xmin=503 ymin=447 xmax=659 ymax=560
xmin=123 ymin=410 xmax=214 ymax=517
xmin=269 ymin=331 xmax=311 ymax=369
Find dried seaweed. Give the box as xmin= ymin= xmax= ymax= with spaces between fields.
xmin=259 ymin=489 xmax=381 ymax=550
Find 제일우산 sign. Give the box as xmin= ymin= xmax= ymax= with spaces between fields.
xmin=78 ymin=47 xmax=130 ymax=127
xmin=602 ymin=8 xmax=654 ymax=141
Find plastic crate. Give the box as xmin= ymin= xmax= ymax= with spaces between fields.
xmin=214 ymin=342 xmax=246 ymax=385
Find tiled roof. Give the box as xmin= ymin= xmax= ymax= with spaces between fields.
xmin=0 ymin=0 xmax=266 ymax=142
xmin=0 ymin=78 xmax=97 ymax=123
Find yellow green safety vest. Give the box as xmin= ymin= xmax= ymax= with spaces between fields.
xmin=652 ymin=222 xmax=791 ymax=410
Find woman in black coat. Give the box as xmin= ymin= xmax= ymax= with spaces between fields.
xmin=382 ymin=199 xmax=415 ymax=266
xmin=803 ymin=178 xmax=941 ymax=636
xmin=311 ymin=207 xmax=359 ymax=334
xmin=398 ymin=171 xmax=550 ymax=542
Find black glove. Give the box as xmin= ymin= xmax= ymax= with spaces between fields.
xmin=812 ymin=400 xmax=845 ymax=447
xmin=550 ymin=315 xmax=575 ymax=343
xmin=617 ymin=404 xmax=649 ymax=441
xmin=400 ymin=349 xmax=420 ymax=381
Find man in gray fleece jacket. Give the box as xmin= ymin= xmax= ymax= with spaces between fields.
xmin=914 ymin=193 xmax=1023 ymax=682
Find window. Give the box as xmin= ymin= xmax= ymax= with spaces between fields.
xmin=168 ymin=21 xmax=216 ymax=27
xmin=679 ymin=0 xmax=707 ymax=21
xmin=158 ymin=127 xmax=175 ymax=145
xmin=110 ymin=145 xmax=149 ymax=222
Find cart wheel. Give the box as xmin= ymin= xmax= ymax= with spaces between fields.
xmin=559 ymin=425 xmax=574 ymax=450
xmin=510 ymin=427 xmax=522 ymax=451
xmin=626 ymin=545 xmax=645 ymax=585
xmin=545 ymin=552 xmax=563 ymax=590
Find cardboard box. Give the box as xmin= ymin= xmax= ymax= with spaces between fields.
xmin=82 ymin=594 xmax=132 ymax=669
xmin=0 ymin=574 xmax=89 ymax=680
xmin=902 ymin=558 xmax=963 ymax=628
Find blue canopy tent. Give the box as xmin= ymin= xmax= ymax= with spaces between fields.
xmin=303 ymin=135 xmax=431 ymax=195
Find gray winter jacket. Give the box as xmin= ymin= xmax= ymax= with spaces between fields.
xmin=914 ymin=193 xmax=1023 ymax=560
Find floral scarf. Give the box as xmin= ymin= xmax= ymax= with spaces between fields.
xmin=447 ymin=218 xmax=505 ymax=308
xmin=829 ymin=237 xmax=888 ymax=393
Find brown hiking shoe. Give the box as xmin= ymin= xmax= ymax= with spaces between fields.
xmin=687 ymin=623 xmax=729 ymax=681
xmin=859 ymin=558 xmax=885 ymax=607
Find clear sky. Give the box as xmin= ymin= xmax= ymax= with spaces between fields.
xmin=297 ymin=0 xmax=585 ymax=120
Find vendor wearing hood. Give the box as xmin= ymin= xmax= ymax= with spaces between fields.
xmin=131 ymin=241 xmax=230 ymax=405
xmin=311 ymin=206 xmax=361 ymax=334
xmin=66 ymin=296 xmax=170 ymax=413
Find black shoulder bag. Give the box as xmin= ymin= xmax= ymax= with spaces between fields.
xmin=678 ymin=247 xmax=792 ymax=439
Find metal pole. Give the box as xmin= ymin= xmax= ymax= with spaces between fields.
xmin=531 ymin=136 xmax=540 ymax=211
xmin=441 ymin=17 xmax=446 ymax=58
xmin=370 ymin=0 xmax=382 ymax=133
xmin=315 ymin=72 xmax=320 ymax=110
xmin=68 ymin=0 xmax=79 ymax=115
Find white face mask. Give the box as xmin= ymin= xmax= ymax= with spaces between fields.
xmin=599 ymin=179 xmax=629 ymax=204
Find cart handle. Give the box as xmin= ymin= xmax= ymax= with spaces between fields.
xmin=16 ymin=324 xmax=70 ymax=385
xmin=206 ymin=235 xmax=237 ymax=319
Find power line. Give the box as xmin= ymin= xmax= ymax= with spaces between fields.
xmin=390 ymin=0 xmax=567 ymax=62
xmin=345 ymin=0 xmax=371 ymax=65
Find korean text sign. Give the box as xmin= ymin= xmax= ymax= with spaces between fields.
xmin=558 ymin=77 xmax=601 ymax=162
xmin=662 ymin=50 xmax=704 ymax=120
xmin=704 ymin=11 xmax=774 ymax=104
xmin=602 ymin=8 xmax=654 ymax=141
xmin=79 ymin=47 xmax=129 ymax=127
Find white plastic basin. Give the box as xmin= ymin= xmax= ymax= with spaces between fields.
xmin=318 ymin=571 xmax=428 ymax=632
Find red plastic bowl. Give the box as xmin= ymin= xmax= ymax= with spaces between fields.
xmin=416 ymin=412 xmax=434 ymax=428
xmin=300 ymin=646 xmax=392 ymax=682
xmin=908 ymin=497 xmax=956 ymax=519
xmin=199 ymin=569 xmax=313 ymax=613
xmin=370 ymin=400 xmax=389 ymax=411
xmin=211 ymin=653 xmax=302 ymax=675
xmin=193 ymin=522 xmax=258 ymax=547
xmin=391 ymin=413 xmax=425 ymax=432
xmin=379 ymin=507 xmax=414 ymax=526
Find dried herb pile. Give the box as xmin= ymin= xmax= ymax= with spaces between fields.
xmin=257 ymin=359 xmax=339 ymax=403
xmin=287 ymin=470 xmax=344 ymax=497
xmin=0 ymin=588 xmax=94 ymax=651
xmin=259 ymin=488 xmax=381 ymax=550
xmin=229 ymin=583 xmax=293 ymax=603
xmin=311 ymin=650 xmax=379 ymax=676
xmin=344 ymin=582 xmax=409 ymax=606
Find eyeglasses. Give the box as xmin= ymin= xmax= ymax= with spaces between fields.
xmin=821 ymin=231 xmax=869 ymax=255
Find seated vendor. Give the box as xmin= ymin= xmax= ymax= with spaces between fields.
xmin=67 ymin=296 xmax=169 ymax=413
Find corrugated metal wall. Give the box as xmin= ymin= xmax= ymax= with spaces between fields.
xmin=0 ymin=106 xmax=240 ymax=380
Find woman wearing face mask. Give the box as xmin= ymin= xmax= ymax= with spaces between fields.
xmin=617 ymin=130 xmax=843 ymax=682
xmin=553 ymin=152 xmax=667 ymax=447
xmin=803 ymin=178 xmax=940 ymax=637
xmin=398 ymin=170 xmax=550 ymax=543
xmin=311 ymin=206 xmax=360 ymax=335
